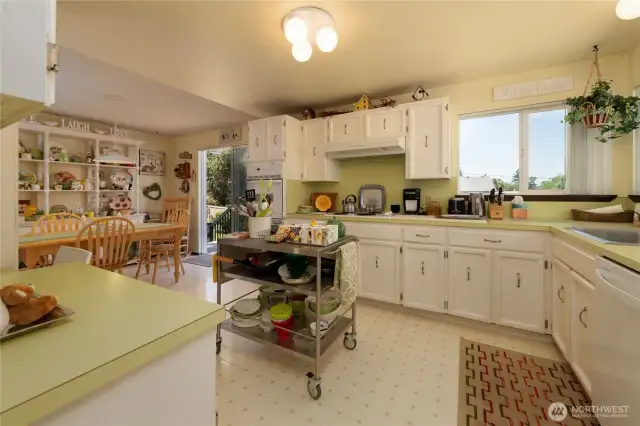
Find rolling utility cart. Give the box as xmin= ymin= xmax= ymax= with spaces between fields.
xmin=213 ymin=236 xmax=358 ymax=399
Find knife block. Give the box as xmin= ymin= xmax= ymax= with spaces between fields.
xmin=489 ymin=205 xmax=504 ymax=220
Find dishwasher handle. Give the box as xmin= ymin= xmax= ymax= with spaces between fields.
xmin=597 ymin=268 xmax=640 ymax=312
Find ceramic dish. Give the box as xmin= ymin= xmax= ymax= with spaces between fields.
xmin=108 ymin=195 xmax=132 ymax=211
xmin=110 ymin=170 xmax=133 ymax=189
xmin=314 ymin=194 xmax=332 ymax=212
xmin=278 ymin=264 xmax=317 ymax=285
xmin=231 ymin=317 xmax=260 ymax=328
xmin=232 ymin=298 xmax=261 ymax=316
xmin=309 ymin=321 xmax=329 ymax=337
xmin=18 ymin=170 xmax=37 ymax=185
xmin=49 ymin=142 xmax=67 ymax=161
xmin=55 ymin=171 xmax=76 ymax=184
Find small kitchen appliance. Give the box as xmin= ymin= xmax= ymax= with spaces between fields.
xmin=447 ymin=197 xmax=466 ymax=214
xmin=342 ymin=194 xmax=357 ymax=213
xmin=403 ymin=188 xmax=421 ymax=214
xmin=468 ymin=192 xmax=486 ymax=217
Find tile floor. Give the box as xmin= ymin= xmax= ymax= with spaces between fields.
xmin=124 ymin=262 xmax=563 ymax=426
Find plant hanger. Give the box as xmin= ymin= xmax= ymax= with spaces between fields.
xmin=579 ymin=45 xmax=612 ymax=129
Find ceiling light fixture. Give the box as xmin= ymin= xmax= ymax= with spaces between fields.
xmin=282 ymin=7 xmax=338 ymax=62
xmin=616 ymin=0 xmax=640 ymax=19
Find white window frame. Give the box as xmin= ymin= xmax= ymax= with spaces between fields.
xmin=458 ymin=102 xmax=568 ymax=195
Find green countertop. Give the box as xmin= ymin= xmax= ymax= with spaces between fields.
xmin=287 ymin=213 xmax=640 ymax=272
xmin=0 ymin=263 xmax=225 ymax=425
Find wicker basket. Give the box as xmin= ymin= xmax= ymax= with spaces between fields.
xmin=571 ymin=209 xmax=635 ymax=223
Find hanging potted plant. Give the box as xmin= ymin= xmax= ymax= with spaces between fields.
xmin=564 ymin=46 xmax=640 ymax=143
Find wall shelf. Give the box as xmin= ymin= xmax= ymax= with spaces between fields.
xmin=18 ymin=158 xmax=45 ymax=164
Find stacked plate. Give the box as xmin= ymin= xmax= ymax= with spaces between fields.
xmin=230 ymin=299 xmax=262 ymax=328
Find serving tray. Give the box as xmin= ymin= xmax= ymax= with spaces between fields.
xmin=0 ymin=295 xmax=75 ymax=342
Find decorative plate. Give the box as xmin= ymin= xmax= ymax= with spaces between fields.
xmin=110 ymin=170 xmax=133 ymax=189
xmin=55 ymin=171 xmax=76 ymax=184
xmin=50 ymin=205 xmax=68 ymax=214
xmin=314 ymin=195 xmax=332 ymax=212
xmin=278 ymin=264 xmax=317 ymax=285
xmin=18 ymin=170 xmax=37 ymax=185
xmin=232 ymin=299 xmax=261 ymax=316
xmin=108 ymin=195 xmax=132 ymax=211
xmin=49 ymin=142 xmax=67 ymax=161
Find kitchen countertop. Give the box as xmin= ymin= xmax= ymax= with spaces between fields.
xmin=0 ymin=263 xmax=225 ymax=425
xmin=286 ymin=212 xmax=640 ymax=272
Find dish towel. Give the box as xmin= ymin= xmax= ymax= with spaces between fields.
xmin=333 ymin=241 xmax=358 ymax=305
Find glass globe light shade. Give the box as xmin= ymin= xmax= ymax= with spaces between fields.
xmin=316 ymin=26 xmax=338 ymax=53
xmin=284 ymin=16 xmax=308 ymax=44
xmin=292 ymin=40 xmax=312 ymax=62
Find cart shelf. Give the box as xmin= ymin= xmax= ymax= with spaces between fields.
xmin=216 ymin=236 xmax=357 ymax=259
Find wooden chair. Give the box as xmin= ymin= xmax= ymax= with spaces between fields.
xmin=161 ymin=197 xmax=191 ymax=260
xmin=31 ymin=213 xmax=83 ymax=235
xmin=136 ymin=209 xmax=190 ymax=284
xmin=76 ymin=217 xmax=135 ymax=273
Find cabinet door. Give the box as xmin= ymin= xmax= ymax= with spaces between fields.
xmin=570 ymin=271 xmax=595 ymax=394
xmin=551 ymin=258 xmax=571 ymax=358
xmin=402 ymin=244 xmax=445 ymax=312
xmin=302 ymin=119 xmax=325 ymax=181
xmin=448 ymin=247 xmax=491 ymax=321
xmin=248 ymin=119 xmax=266 ymax=162
xmin=358 ymin=240 xmax=400 ymax=303
xmin=365 ymin=108 xmax=405 ymax=140
xmin=405 ymin=99 xmax=449 ymax=179
xmin=266 ymin=116 xmax=285 ymax=161
xmin=493 ymin=252 xmax=545 ymax=332
xmin=328 ymin=114 xmax=364 ymax=144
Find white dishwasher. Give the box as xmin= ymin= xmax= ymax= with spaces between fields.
xmin=593 ymin=257 xmax=640 ymax=425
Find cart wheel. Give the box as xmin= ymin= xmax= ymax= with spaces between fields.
xmin=343 ymin=333 xmax=357 ymax=350
xmin=307 ymin=380 xmax=322 ymax=400
xmin=216 ymin=341 xmax=222 ymax=355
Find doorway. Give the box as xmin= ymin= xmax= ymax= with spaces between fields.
xmin=198 ymin=146 xmax=247 ymax=254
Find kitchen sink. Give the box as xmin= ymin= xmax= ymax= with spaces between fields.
xmin=572 ymin=227 xmax=640 ymax=245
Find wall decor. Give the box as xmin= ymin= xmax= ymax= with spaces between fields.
xmin=412 ymin=85 xmax=428 ymax=101
xmin=142 ymin=183 xmax=162 ymax=200
xmin=191 ymin=170 xmax=197 ymax=182
xmin=219 ymin=126 xmax=243 ymax=144
xmin=374 ymin=97 xmax=397 ymax=109
xmin=139 ymin=150 xmax=166 ymax=176
xmin=23 ymin=113 xmax=130 ymax=139
xmin=354 ymin=95 xmax=371 ymax=111
xmin=494 ymin=76 xmax=573 ymax=102
xmin=302 ymin=108 xmax=317 ymax=120
xmin=179 ymin=180 xmax=190 ymax=194
xmin=178 ymin=151 xmax=193 ymax=160
xmin=61 ymin=118 xmax=90 ymax=132
xmin=173 ymin=161 xmax=191 ymax=179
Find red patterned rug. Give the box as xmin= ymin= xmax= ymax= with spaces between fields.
xmin=459 ymin=338 xmax=599 ymax=425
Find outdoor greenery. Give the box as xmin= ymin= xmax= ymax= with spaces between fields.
xmin=564 ymin=80 xmax=640 ymax=143
xmin=492 ymin=169 xmax=565 ymax=191
xmin=206 ymin=149 xmax=232 ymax=206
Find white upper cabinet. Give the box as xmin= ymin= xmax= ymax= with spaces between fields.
xmin=448 ymin=247 xmax=491 ymax=322
xmin=365 ymin=108 xmax=406 ymax=140
xmin=328 ymin=114 xmax=364 ymax=144
xmin=248 ymin=119 xmax=266 ymax=162
xmin=402 ymin=244 xmax=445 ymax=312
xmin=493 ymin=251 xmax=545 ymax=333
xmin=266 ymin=116 xmax=285 ymax=161
xmin=0 ymin=0 xmax=57 ymax=128
xmin=301 ymin=119 xmax=339 ymax=182
xmin=405 ymin=98 xmax=450 ymax=179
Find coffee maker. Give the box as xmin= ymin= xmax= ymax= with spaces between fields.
xmin=403 ymin=188 xmax=421 ymax=214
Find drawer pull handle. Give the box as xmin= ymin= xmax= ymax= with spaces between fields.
xmin=579 ymin=307 xmax=587 ymax=328
xmin=415 ymin=234 xmax=430 ymax=238
xmin=425 ymin=135 xmax=428 ymax=147
xmin=421 ymin=261 xmax=424 ymax=275
xmin=375 ymin=256 xmax=379 ymax=268
xmin=467 ymin=267 xmax=471 ymax=281
xmin=484 ymin=239 xmax=502 ymax=243
xmin=344 ymin=124 xmax=347 ymax=135
xmin=516 ymin=272 xmax=521 ymax=288
xmin=273 ymin=135 xmax=277 ymax=145
xmin=383 ymin=118 xmax=386 ymax=130
xmin=558 ymin=285 xmax=564 ymax=303
xmin=313 ymin=146 xmax=316 ymax=156
xmin=255 ymin=137 xmax=259 ymax=147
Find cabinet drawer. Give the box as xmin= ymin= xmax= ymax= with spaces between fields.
xmin=402 ymin=226 xmax=446 ymax=245
xmin=246 ymin=161 xmax=282 ymax=178
xmin=551 ymin=238 xmax=597 ymax=285
xmin=344 ymin=222 xmax=401 ymax=242
xmin=448 ymin=229 xmax=546 ymax=253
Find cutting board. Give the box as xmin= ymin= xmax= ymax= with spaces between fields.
xmin=310 ymin=193 xmax=338 ymax=212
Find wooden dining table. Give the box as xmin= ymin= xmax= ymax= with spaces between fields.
xmin=18 ymin=222 xmax=187 ymax=283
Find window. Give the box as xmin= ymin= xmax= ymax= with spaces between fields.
xmin=458 ymin=105 xmax=568 ymax=194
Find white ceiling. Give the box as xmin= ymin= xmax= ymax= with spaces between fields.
xmin=48 ymin=47 xmax=256 ymax=135
xmin=57 ymin=1 xmax=640 ymax=119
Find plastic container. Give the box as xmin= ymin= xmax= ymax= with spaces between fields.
xmin=293 ymin=330 xmax=315 ymax=353
xmin=259 ymin=311 xmax=273 ymax=332
xmin=270 ymin=303 xmax=293 ymax=340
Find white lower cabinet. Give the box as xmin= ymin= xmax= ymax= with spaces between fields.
xmin=493 ymin=252 xmax=545 ymax=333
xmin=358 ymin=240 xmax=400 ymax=304
xmin=551 ymin=258 xmax=571 ymax=357
xmin=402 ymin=244 xmax=445 ymax=312
xmin=570 ymin=271 xmax=595 ymax=394
xmin=447 ymin=247 xmax=491 ymax=322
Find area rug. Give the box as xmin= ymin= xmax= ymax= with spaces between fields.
xmin=183 ymin=254 xmax=213 ymax=268
xmin=458 ymin=338 xmax=598 ymax=426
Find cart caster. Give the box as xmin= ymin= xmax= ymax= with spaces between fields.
xmin=306 ymin=372 xmax=322 ymax=400
xmin=343 ymin=333 xmax=357 ymax=350
xmin=216 ymin=341 xmax=222 ymax=355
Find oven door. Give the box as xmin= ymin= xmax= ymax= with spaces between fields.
xmin=246 ymin=179 xmax=283 ymax=221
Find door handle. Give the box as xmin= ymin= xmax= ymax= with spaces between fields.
xmin=313 ymin=146 xmax=316 ymax=156
xmin=557 ymin=285 xmax=564 ymax=303
xmin=383 ymin=118 xmax=386 ymax=130
xmin=255 ymin=137 xmax=259 ymax=147
xmin=273 ymin=135 xmax=277 ymax=145
xmin=425 ymin=135 xmax=428 ymax=147
xmin=344 ymin=124 xmax=347 ymax=135
xmin=579 ymin=307 xmax=587 ymax=328
xmin=375 ymin=256 xmax=379 ymax=268
xmin=415 ymin=234 xmax=430 ymax=238
xmin=516 ymin=272 xmax=521 ymax=288
xmin=421 ymin=261 xmax=424 ymax=275
xmin=484 ymin=239 xmax=502 ymax=243
xmin=467 ymin=267 xmax=471 ymax=281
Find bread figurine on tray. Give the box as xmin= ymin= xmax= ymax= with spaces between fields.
xmin=0 ymin=284 xmax=59 ymax=332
